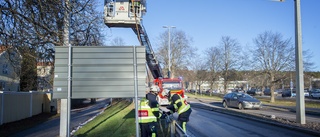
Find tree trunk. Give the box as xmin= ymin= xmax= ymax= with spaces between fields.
xmin=270 ymin=73 xmax=275 ymax=103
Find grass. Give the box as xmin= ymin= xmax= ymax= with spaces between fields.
xmin=73 ymin=99 xmax=170 ymax=137
xmin=73 ymin=99 xmax=136 ymax=137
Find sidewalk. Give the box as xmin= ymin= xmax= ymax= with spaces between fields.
xmin=262 ymin=104 xmax=320 ymax=116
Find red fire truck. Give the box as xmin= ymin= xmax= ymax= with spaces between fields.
xmin=154 ymin=77 xmax=186 ymax=105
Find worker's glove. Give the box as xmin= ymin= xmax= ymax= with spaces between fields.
xmin=166 ymin=105 xmax=174 ymax=111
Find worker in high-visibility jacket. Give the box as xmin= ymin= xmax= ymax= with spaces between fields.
xmin=138 ymin=85 xmax=162 ymax=137
xmin=164 ymin=90 xmax=192 ymax=133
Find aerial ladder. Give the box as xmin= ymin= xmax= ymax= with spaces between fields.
xmin=104 ymin=0 xmax=162 ymax=79
xmin=104 ymin=0 xmax=186 ymax=105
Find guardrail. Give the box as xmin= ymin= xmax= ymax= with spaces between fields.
xmin=159 ymin=113 xmax=188 ymax=137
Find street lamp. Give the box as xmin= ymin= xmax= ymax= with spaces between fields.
xmin=163 ymin=26 xmax=176 ymax=78
xmin=274 ymin=0 xmax=305 ymax=124
xmin=310 ymin=76 xmax=313 ymax=90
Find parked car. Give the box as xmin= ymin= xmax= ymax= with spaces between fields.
xmin=246 ymin=88 xmax=263 ymax=96
xmin=222 ymin=92 xmax=262 ymax=110
xmin=263 ymin=89 xmax=271 ymax=96
xmin=263 ymin=88 xmax=279 ymax=96
xmin=309 ymin=89 xmax=320 ymax=99
xmin=275 ymin=89 xmax=284 ymax=95
xmin=282 ymin=89 xmax=296 ymax=97
xmin=282 ymin=88 xmax=310 ymax=97
xmin=304 ymin=89 xmax=309 ymax=97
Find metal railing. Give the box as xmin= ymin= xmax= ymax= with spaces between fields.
xmin=159 ymin=113 xmax=188 ymax=137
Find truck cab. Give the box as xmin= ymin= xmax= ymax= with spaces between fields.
xmin=154 ymin=77 xmax=187 ymax=105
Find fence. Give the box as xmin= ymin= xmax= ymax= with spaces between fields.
xmin=0 ymin=91 xmax=54 ymax=125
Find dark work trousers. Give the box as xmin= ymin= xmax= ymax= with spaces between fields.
xmin=177 ymin=108 xmax=192 ymax=132
xmin=139 ymin=122 xmax=158 ymax=137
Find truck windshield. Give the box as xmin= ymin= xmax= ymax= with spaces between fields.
xmin=162 ymin=82 xmax=181 ymax=90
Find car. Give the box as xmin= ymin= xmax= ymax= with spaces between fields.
xmin=222 ymin=92 xmax=262 ymax=110
xmin=275 ymin=89 xmax=284 ymax=95
xmin=246 ymin=88 xmax=263 ymax=96
xmin=282 ymin=88 xmax=310 ymax=97
xmin=263 ymin=88 xmax=279 ymax=96
xmin=304 ymin=89 xmax=309 ymax=97
xmin=263 ymin=89 xmax=271 ymax=96
xmin=282 ymin=89 xmax=296 ymax=97
xmin=309 ymin=89 xmax=320 ymax=99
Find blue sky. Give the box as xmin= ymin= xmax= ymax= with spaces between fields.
xmin=101 ymin=0 xmax=320 ymax=71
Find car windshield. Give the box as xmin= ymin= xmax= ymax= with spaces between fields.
xmin=237 ymin=93 xmax=253 ymax=98
xmin=313 ymin=89 xmax=320 ymax=92
xmin=162 ymin=82 xmax=181 ymax=90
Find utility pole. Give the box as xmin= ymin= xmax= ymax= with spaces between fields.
xmin=163 ymin=26 xmax=175 ymax=78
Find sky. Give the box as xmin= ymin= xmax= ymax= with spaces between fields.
xmin=100 ymin=0 xmax=320 ymax=71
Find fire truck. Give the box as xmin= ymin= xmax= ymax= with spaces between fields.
xmin=104 ymin=0 xmax=186 ymax=105
xmin=154 ymin=77 xmax=186 ymax=105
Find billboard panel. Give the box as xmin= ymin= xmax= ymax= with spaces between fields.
xmin=53 ymin=46 xmax=146 ymax=99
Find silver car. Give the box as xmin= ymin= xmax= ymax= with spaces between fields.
xmin=222 ymin=92 xmax=262 ymax=110
xmin=310 ymin=89 xmax=320 ymax=99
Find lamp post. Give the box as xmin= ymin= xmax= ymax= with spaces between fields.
xmin=163 ymin=26 xmax=176 ymax=78
xmin=273 ymin=0 xmax=305 ymax=124
xmin=294 ymin=0 xmax=306 ymax=125
xmin=310 ymin=76 xmax=313 ymax=90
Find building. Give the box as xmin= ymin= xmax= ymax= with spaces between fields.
xmin=191 ymin=77 xmax=249 ymax=93
xmin=0 ymin=45 xmax=22 ymax=91
xmin=37 ymin=62 xmax=54 ymax=92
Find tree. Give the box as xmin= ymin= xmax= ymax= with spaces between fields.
xmin=204 ymin=46 xmax=221 ymax=90
xmin=216 ymin=36 xmax=244 ymax=93
xmin=252 ymin=31 xmax=295 ymax=103
xmin=252 ymin=31 xmax=314 ymax=102
xmin=155 ymin=29 xmax=196 ymax=78
xmin=1 ymin=0 xmax=105 ymax=91
xmin=19 ymin=46 xmax=38 ymax=91
xmin=109 ymin=37 xmax=126 ymax=46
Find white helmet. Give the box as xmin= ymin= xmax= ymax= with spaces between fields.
xmin=150 ymin=85 xmax=160 ymax=92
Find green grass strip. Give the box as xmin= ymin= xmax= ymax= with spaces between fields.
xmin=74 ymin=99 xmax=136 ymax=137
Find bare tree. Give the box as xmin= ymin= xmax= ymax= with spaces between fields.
xmin=204 ymin=46 xmax=221 ymax=90
xmin=109 ymin=37 xmax=126 ymax=46
xmin=252 ymin=31 xmax=314 ymax=102
xmin=155 ymin=29 xmax=196 ymax=78
xmin=188 ymin=56 xmax=209 ymax=94
xmin=1 ymin=0 xmax=105 ymax=91
xmin=252 ymin=31 xmax=295 ymax=102
xmin=216 ymin=36 xmax=244 ymax=93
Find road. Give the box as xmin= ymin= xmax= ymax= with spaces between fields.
xmin=191 ymin=98 xmax=320 ymax=123
xmin=11 ymin=97 xmax=319 ymax=137
xmin=11 ymin=98 xmax=110 ymax=137
xmin=186 ymin=107 xmax=317 ymax=137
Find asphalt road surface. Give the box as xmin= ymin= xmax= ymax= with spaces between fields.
xmin=192 ymin=98 xmax=320 ymax=123
xmin=186 ymin=107 xmax=317 ymax=137
xmin=11 ymin=98 xmax=110 ymax=137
